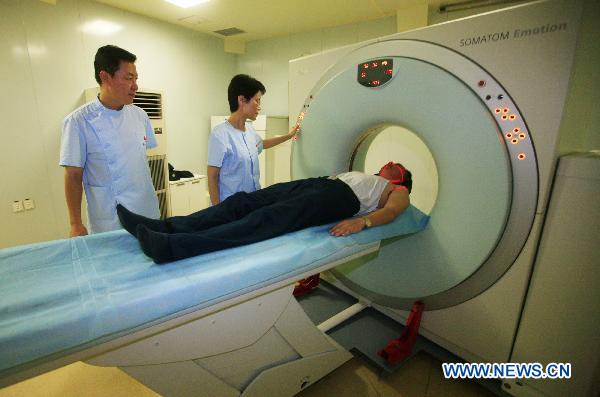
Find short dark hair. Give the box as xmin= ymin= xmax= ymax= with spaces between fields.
xmin=398 ymin=165 xmax=413 ymax=193
xmin=94 ymin=45 xmax=137 ymax=85
xmin=228 ymin=74 xmax=266 ymax=112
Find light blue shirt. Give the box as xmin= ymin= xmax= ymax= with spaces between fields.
xmin=59 ymin=97 xmax=160 ymax=234
xmin=207 ymin=121 xmax=264 ymax=201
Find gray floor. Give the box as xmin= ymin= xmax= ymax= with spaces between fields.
xmin=298 ymin=352 xmax=496 ymax=397
xmin=0 ymin=352 xmax=496 ymax=397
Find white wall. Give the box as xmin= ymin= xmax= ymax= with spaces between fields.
xmin=236 ymin=17 xmax=397 ymax=117
xmin=0 ymin=0 xmax=234 ymax=248
xmin=557 ymin=0 xmax=600 ymax=154
xmin=428 ymin=0 xmax=531 ymax=24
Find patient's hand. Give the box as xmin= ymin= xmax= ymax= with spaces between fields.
xmin=329 ymin=218 xmax=365 ymax=237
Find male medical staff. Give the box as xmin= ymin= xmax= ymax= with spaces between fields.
xmin=59 ymin=45 xmax=159 ymax=236
xmin=207 ymin=74 xmax=299 ymax=205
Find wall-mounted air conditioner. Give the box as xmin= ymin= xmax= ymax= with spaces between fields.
xmin=133 ymin=90 xmax=166 ymax=157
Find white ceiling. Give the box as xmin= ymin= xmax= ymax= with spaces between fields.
xmin=94 ymin=0 xmax=469 ymax=42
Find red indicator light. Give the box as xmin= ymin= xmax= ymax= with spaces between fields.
xmin=361 ymin=72 xmax=366 ymax=78
xmin=478 ymin=80 xmax=486 ymax=87
xmin=518 ymin=153 xmax=526 ymax=160
xmin=363 ymin=63 xmax=369 ymax=69
xmin=385 ymin=69 xmax=393 ymax=75
xmin=372 ymin=62 xmax=378 ymax=67
xmin=372 ymin=80 xmax=380 ymax=86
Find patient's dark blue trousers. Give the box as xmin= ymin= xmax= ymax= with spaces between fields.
xmin=164 ymin=177 xmax=360 ymax=261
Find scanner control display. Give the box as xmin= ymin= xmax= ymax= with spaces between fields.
xmin=357 ymin=59 xmax=394 ymax=88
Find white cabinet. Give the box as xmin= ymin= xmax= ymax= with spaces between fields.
xmin=506 ymin=153 xmax=600 ymax=397
xmin=169 ymin=175 xmax=207 ymax=216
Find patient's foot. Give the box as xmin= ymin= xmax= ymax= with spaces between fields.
xmin=137 ymin=225 xmax=174 ymax=264
xmin=117 ymin=204 xmax=169 ymax=236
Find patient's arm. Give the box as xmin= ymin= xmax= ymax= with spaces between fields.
xmin=329 ymin=189 xmax=409 ymax=237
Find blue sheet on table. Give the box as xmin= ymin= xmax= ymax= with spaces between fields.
xmin=0 ymin=205 xmax=428 ymax=373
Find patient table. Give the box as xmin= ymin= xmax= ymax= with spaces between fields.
xmin=0 ymin=206 xmax=427 ymax=396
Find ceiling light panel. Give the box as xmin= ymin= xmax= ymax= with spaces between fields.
xmin=164 ymin=0 xmax=210 ymax=8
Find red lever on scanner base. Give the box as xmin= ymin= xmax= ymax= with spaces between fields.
xmin=293 ymin=274 xmax=321 ymax=297
xmin=378 ymin=301 xmax=424 ymax=364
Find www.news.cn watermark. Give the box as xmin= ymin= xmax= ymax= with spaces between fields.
xmin=442 ymin=362 xmax=571 ymax=379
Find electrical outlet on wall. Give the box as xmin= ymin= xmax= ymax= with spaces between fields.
xmin=23 ymin=198 xmax=35 ymax=210
xmin=12 ymin=200 xmax=24 ymax=213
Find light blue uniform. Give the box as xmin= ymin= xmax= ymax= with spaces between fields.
xmin=207 ymin=121 xmax=264 ymax=202
xmin=59 ymin=97 xmax=160 ymax=234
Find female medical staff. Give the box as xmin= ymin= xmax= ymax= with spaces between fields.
xmin=207 ymin=74 xmax=299 ymax=205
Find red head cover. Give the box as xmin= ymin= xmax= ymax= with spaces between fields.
xmin=378 ymin=161 xmax=406 ymax=184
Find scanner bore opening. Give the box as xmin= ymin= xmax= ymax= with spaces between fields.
xmin=349 ymin=124 xmax=439 ymax=215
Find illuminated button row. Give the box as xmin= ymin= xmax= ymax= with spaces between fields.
xmin=293 ymin=111 xmax=307 ymax=141
xmin=479 ymin=83 xmax=527 ymax=161
xmin=495 ymin=108 xmax=518 ymax=121
xmin=358 ymin=58 xmax=393 ymax=88
xmin=362 ymin=60 xmax=390 ymax=69
xmin=505 ymin=129 xmax=526 ymax=141
xmin=505 ymin=132 xmax=527 ymax=140
xmin=502 ymin=126 xmax=528 ymax=161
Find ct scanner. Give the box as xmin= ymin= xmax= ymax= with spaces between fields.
xmin=0 ymin=1 xmax=595 ymax=397
xmin=288 ymin=0 xmax=593 ymax=393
